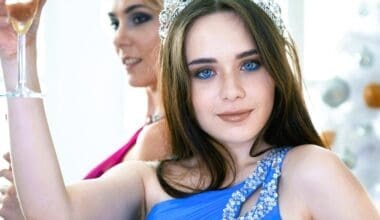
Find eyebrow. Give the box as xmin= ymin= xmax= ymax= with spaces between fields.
xmin=187 ymin=49 xmax=258 ymax=66
xmin=236 ymin=49 xmax=258 ymax=59
xmin=108 ymin=4 xmax=149 ymax=18
xmin=188 ymin=58 xmax=217 ymax=66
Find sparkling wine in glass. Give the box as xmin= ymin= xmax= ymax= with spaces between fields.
xmin=4 ymin=0 xmax=41 ymax=98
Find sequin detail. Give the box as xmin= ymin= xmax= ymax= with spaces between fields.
xmin=159 ymin=0 xmax=286 ymax=40
xmin=222 ymin=147 xmax=290 ymax=220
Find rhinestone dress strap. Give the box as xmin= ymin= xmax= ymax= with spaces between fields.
xmin=222 ymin=147 xmax=290 ymax=220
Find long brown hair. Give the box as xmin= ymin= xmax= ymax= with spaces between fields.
xmin=158 ymin=0 xmax=325 ymax=198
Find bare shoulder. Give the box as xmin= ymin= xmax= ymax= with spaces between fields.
xmin=132 ymin=120 xmax=171 ymax=161
xmin=281 ymin=145 xmax=380 ymax=219
xmin=283 ymin=144 xmax=339 ymax=174
xmin=280 ymin=145 xmax=340 ymax=199
xmin=282 ymin=144 xmax=354 ymax=190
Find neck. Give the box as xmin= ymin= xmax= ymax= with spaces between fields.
xmin=145 ymin=86 xmax=163 ymax=123
xmin=228 ymin=140 xmax=272 ymax=167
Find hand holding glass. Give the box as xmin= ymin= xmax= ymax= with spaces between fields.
xmin=2 ymin=0 xmax=41 ymax=98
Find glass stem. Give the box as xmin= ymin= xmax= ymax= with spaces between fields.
xmin=17 ymin=33 xmax=26 ymax=89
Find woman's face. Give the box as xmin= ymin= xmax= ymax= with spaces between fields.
xmin=185 ymin=12 xmax=275 ymax=149
xmin=109 ymin=0 xmax=160 ymax=88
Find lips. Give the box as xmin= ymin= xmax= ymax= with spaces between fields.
xmin=122 ymin=57 xmax=142 ymax=67
xmin=217 ymin=109 xmax=253 ymax=122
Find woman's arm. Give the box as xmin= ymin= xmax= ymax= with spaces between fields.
xmin=1 ymin=1 xmax=147 ymax=218
xmin=3 ymin=35 xmax=147 ymax=220
xmin=0 ymin=152 xmax=25 ymax=220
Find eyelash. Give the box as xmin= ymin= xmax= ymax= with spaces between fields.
xmin=129 ymin=12 xmax=152 ymax=26
xmin=192 ymin=60 xmax=261 ymax=80
xmin=193 ymin=68 xmax=215 ymax=80
xmin=110 ymin=18 xmax=119 ymax=30
xmin=109 ymin=12 xmax=152 ymax=31
xmin=240 ymin=60 xmax=261 ymax=72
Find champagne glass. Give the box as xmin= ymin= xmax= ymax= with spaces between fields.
xmin=3 ymin=0 xmax=41 ymax=98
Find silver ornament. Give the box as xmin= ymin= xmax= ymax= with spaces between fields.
xmin=322 ymin=77 xmax=350 ymax=108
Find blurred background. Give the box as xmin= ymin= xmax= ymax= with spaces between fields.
xmin=0 ymin=0 xmax=379 ymax=207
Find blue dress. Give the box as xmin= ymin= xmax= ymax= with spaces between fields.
xmin=146 ymin=147 xmax=290 ymax=220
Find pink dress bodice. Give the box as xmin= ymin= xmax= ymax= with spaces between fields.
xmin=83 ymin=127 xmax=143 ymax=179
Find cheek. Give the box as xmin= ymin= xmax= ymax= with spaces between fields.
xmin=142 ymin=36 xmax=160 ymax=64
xmin=259 ymin=78 xmax=275 ymax=112
xmin=191 ymin=85 xmax=213 ymax=119
xmin=141 ymin=23 xmax=160 ymax=48
xmin=191 ymin=89 xmax=204 ymax=116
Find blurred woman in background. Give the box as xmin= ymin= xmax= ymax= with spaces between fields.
xmin=0 ymin=0 xmax=170 ymax=219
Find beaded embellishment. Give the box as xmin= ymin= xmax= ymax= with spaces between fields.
xmin=159 ymin=0 xmax=286 ymax=40
xmin=222 ymin=147 xmax=290 ymax=220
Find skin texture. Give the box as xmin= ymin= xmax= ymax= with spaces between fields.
xmin=186 ymin=12 xmax=275 ymax=159
xmin=110 ymin=0 xmax=161 ymax=88
xmin=0 ymin=0 xmax=379 ymax=219
xmin=107 ymin=0 xmax=170 ymax=162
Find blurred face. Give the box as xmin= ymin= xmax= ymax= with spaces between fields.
xmin=109 ymin=0 xmax=160 ymax=87
xmin=185 ymin=12 xmax=275 ymax=149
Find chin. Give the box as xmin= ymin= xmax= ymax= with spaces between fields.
xmin=128 ymin=79 xmax=156 ymax=88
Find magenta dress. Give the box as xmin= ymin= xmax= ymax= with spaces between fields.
xmin=83 ymin=127 xmax=143 ymax=179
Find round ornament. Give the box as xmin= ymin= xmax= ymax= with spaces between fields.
xmin=322 ymin=77 xmax=350 ymax=108
xmin=363 ymin=82 xmax=380 ymax=108
xmin=320 ymin=130 xmax=336 ymax=148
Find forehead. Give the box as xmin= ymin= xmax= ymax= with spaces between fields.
xmin=185 ymin=12 xmax=256 ymax=59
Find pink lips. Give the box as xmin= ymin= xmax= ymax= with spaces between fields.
xmin=217 ymin=109 xmax=253 ymax=122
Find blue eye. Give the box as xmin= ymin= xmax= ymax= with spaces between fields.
xmin=129 ymin=12 xmax=152 ymax=26
xmin=241 ymin=60 xmax=260 ymax=72
xmin=194 ymin=69 xmax=215 ymax=80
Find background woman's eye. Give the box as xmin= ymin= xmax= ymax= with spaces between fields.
xmin=194 ymin=69 xmax=215 ymax=80
xmin=110 ymin=19 xmax=119 ymax=30
xmin=130 ymin=13 xmax=152 ymax=25
xmin=241 ymin=60 xmax=260 ymax=72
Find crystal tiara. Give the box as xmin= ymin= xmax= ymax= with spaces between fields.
xmin=159 ymin=0 xmax=286 ymax=40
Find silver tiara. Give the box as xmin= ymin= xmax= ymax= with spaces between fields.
xmin=159 ymin=0 xmax=286 ymax=40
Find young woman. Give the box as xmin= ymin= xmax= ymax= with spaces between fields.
xmin=0 ymin=0 xmax=170 ymax=219
xmin=1 ymin=0 xmax=379 ymax=219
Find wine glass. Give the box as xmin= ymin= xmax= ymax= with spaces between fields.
xmin=2 ymin=0 xmax=41 ymax=98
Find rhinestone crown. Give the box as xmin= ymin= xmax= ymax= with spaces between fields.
xmin=159 ymin=0 xmax=286 ymax=40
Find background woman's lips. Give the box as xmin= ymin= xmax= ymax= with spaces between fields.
xmin=123 ymin=58 xmax=141 ymax=65
xmin=123 ymin=58 xmax=142 ymax=71
xmin=217 ymin=110 xmax=253 ymax=122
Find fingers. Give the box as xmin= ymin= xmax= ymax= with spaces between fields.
xmin=3 ymin=152 xmax=10 ymax=164
xmin=0 ymin=184 xmax=15 ymax=198
xmin=2 ymin=184 xmax=15 ymax=196
xmin=0 ymin=16 xmax=9 ymax=28
xmin=0 ymin=1 xmax=9 ymax=28
xmin=0 ymin=186 xmax=24 ymax=220
xmin=0 ymin=0 xmax=7 ymax=15
xmin=0 ymin=185 xmax=7 ymax=195
xmin=39 ymin=0 xmax=47 ymax=8
xmin=0 ymin=168 xmax=13 ymax=182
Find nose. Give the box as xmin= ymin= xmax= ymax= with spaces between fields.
xmin=113 ymin=25 xmax=132 ymax=50
xmin=220 ymin=75 xmax=246 ymax=101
